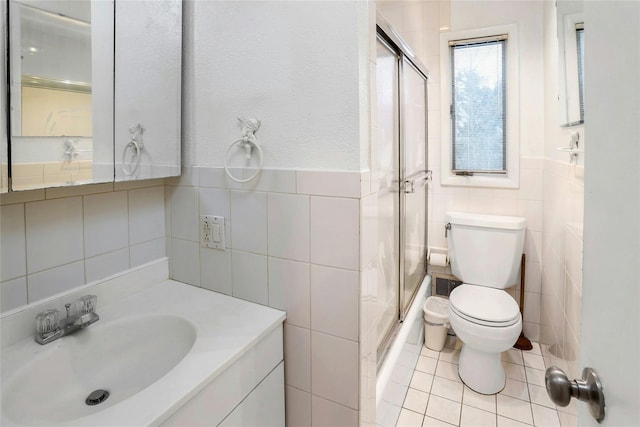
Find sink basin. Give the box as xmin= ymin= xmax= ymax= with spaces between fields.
xmin=2 ymin=314 xmax=196 ymax=426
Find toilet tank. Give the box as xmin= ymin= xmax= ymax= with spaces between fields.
xmin=446 ymin=212 xmax=526 ymax=289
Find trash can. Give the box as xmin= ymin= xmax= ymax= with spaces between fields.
xmin=423 ymin=296 xmax=450 ymax=351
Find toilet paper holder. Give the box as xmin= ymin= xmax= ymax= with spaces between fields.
xmin=427 ymin=247 xmax=449 ymax=267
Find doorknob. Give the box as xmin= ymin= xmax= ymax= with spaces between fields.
xmin=545 ymin=366 xmax=605 ymax=423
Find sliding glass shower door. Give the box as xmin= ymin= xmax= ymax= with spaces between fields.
xmin=375 ymin=37 xmax=401 ymax=352
xmin=401 ymin=60 xmax=428 ymax=316
xmin=376 ymin=32 xmax=429 ymax=355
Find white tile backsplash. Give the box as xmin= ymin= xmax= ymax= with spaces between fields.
xmin=130 ymin=238 xmax=166 ymax=268
xmin=170 ymin=186 xmax=200 ymax=242
xmin=129 ymin=186 xmax=166 ymax=245
xmin=27 ymin=260 xmax=85 ymax=302
xmin=0 ymin=276 xmax=27 ymax=312
xmin=230 ymin=190 xmax=268 ymax=254
xmin=200 ymin=247 xmax=232 ymax=296
xmin=1 ymin=203 xmax=26 ymax=281
xmin=25 ymin=197 xmax=84 ymax=274
xmin=231 ymin=250 xmax=268 ymax=305
xmin=170 ymin=238 xmax=201 ymax=286
xmin=1 ymin=185 xmax=167 ymax=312
xmin=83 ymin=191 xmax=129 ymax=258
xmin=85 ymin=248 xmax=130 ymax=283
xmin=268 ymin=257 xmax=310 ymax=328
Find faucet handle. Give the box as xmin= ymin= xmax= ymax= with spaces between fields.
xmin=78 ymin=295 xmax=97 ymax=314
xmin=35 ymin=309 xmax=60 ymax=335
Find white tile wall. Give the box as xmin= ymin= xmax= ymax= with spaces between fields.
xmin=85 ymin=248 xmax=130 ymax=283
xmin=267 ymin=193 xmax=309 ymax=261
xmin=268 ymin=257 xmax=310 ymax=328
xmin=311 ymin=331 xmax=359 ymax=410
xmin=540 ymin=159 xmax=584 ymax=379
xmin=129 ymin=186 xmax=166 ymax=245
xmin=310 ymin=196 xmax=359 ymax=270
xmin=166 ymin=166 xmax=364 ymax=425
xmin=231 ymin=250 xmax=268 ymax=305
xmin=83 ymin=191 xmax=129 ymax=258
xmin=0 ymin=203 xmax=26 ymax=282
xmin=310 ymin=264 xmax=359 ymax=341
xmin=25 ymin=197 xmax=84 ymax=274
xmin=0 ymin=184 xmax=166 ymax=313
xmin=27 ymin=260 xmax=85 ymax=302
xmin=230 ymin=190 xmax=268 ymax=255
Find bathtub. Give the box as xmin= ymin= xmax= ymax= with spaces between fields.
xmin=376 ymin=275 xmax=432 ymax=427
xmin=0 ymin=259 xmax=286 ymax=426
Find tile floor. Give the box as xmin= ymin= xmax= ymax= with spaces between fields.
xmin=395 ymin=341 xmax=577 ymax=427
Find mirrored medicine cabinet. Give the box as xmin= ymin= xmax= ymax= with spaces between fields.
xmin=557 ymin=0 xmax=584 ymax=127
xmin=0 ymin=0 xmax=182 ymax=193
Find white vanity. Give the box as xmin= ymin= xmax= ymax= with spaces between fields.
xmin=0 ymin=259 xmax=286 ymax=426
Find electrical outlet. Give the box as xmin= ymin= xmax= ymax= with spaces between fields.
xmin=201 ymin=215 xmax=225 ymax=250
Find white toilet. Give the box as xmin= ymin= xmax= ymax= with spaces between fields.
xmin=445 ymin=212 xmax=526 ymax=395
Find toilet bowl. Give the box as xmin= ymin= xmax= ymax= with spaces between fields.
xmin=445 ymin=212 xmax=526 ymax=395
xmin=448 ymin=284 xmax=521 ymax=394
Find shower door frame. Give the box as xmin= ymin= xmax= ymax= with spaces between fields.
xmin=376 ymin=13 xmax=430 ymax=358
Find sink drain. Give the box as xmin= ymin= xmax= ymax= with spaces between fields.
xmin=85 ymin=389 xmax=110 ymax=406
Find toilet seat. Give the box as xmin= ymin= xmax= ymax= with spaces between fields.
xmin=449 ymin=284 xmax=520 ymax=327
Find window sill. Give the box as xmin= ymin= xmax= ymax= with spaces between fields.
xmin=441 ymin=173 xmax=519 ymax=189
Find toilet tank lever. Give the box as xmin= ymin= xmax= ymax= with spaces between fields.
xmin=445 ymin=223 xmax=451 ymax=238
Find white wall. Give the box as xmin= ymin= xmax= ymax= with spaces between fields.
xmin=183 ymin=0 xmax=366 ymax=171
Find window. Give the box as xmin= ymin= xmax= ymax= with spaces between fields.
xmin=440 ymin=25 xmax=519 ymax=188
xmin=450 ymin=36 xmax=507 ymax=173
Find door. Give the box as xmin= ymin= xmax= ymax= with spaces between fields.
xmin=579 ymin=1 xmax=639 ymax=425
xmin=400 ymin=59 xmax=428 ymax=316
xmin=374 ymin=36 xmax=401 ymax=354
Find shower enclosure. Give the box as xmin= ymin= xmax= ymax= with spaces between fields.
xmin=375 ymin=16 xmax=429 ymax=358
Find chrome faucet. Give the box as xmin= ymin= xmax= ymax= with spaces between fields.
xmin=34 ymin=295 xmax=99 ymax=345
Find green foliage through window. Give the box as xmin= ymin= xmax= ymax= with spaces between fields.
xmin=450 ymin=37 xmax=507 ymax=173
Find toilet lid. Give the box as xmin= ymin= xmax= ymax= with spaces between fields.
xmin=449 ymin=284 xmax=520 ymax=326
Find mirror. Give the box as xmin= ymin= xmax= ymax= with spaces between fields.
xmin=556 ymin=0 xmax=584 ymax=126
xmin=4 ymin=0 xmax=181 ymax=192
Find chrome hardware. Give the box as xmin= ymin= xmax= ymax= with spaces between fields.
xmin=86 ymin=389 xmax=110 ymax=406
xmin=34 ymin=295 xmax=99 ymax=345
xmin=403 ymin=170 xmax=432 ymax=194
xmin=445 ymin=223 xmax=451 ymax=238
xmin=545 ymin=366 xmax=605 ymax=423
xmin=403 ymin=179 xmax=415 ymax=194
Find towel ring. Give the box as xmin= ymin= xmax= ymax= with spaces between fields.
xmin=224 ymin=137 xmax=264 ymax=183
xmin=122 ymin=139 xmax=142 ymax=176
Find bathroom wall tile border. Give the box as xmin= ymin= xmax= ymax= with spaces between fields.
xmin=1 ymin=178 xmax=167 ymax=205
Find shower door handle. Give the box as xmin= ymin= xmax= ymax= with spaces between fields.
xmin=403 ymin=170 xmax=432 ymax=193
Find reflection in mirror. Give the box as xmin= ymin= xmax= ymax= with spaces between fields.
xmin=8 ymin=0 xmax=114 ymax=190
xmin=557 ymin=0 xmax=584 ymax=126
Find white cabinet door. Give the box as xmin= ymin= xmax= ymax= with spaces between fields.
xmin=114 ymin=0 xmax=181 ymax=181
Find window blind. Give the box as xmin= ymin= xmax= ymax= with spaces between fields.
xmin=450 ymin=36 xmax=507 ymax=173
